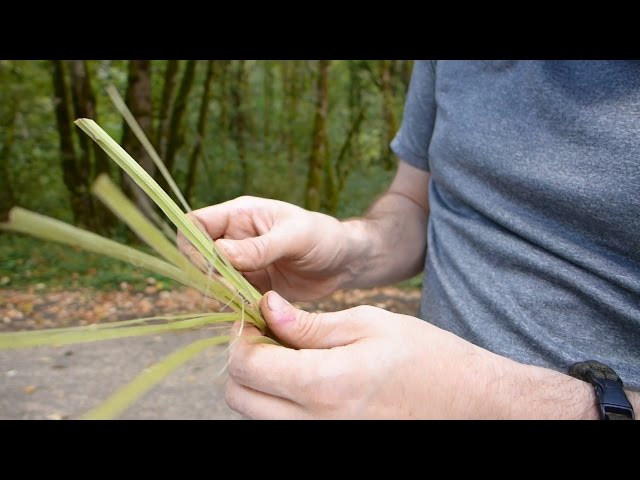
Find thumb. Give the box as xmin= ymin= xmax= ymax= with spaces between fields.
xmin=216 ymin=233 xmax=284 ymax=272
xmin=260 ymin=291 xmax=369 ymax=349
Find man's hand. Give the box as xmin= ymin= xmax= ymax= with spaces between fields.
xmin=178 ymin=161 xmax=431 ymax=301
xmin=225 ymin=291 xmax=602 ymax=419
xmin=178 ymin=196 xmax=355 ymax=301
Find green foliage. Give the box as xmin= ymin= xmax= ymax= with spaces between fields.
xmin=0 ymin=60 xmax=412 ymax=289
xmin=1 ymin=60 xmax=409 ymax=212
xmin=0 ymin=234 xmax=177 ymax=291
xmin=396 ymin=273 xmax=424 ymax=290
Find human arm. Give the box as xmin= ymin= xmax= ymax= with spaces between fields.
xmin=180 ymin=160 xmax=429 ymax=301
xmin=225 ymin=291 xmax=638 ymax=419
xmin=339 ymin=160 xmax=430 ymax=289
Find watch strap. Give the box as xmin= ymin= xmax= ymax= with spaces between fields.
xmin=569 ymin=360 xmax=634 ymax=421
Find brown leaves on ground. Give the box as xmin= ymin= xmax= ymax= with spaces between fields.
xmin=0 ymin=286 xmax=421 ymax=333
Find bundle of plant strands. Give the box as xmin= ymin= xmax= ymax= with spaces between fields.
xmin=0 ymin=89 xmax=271 ymax=420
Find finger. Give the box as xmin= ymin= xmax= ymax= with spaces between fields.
xmin=215 ymin=230 xmax=288 ymax=272
xmin=190 ymin=202 xmax=235 ymax=240
xmin=241 ymin=270 xmax=272 ymax=294
xmin=230 ymin=320 xmax=262 ymax=338
xmin=260 ymin=291 xmax=377 ymax=349
xmin=176 ymin=229 xmax=209 ymax=273
xmin=224 ymin=377 xmax=309 ymax=419
xmin=227 ymin=340 xmax=329 ymax=401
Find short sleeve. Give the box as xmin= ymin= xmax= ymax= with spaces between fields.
xmin=390 ymin=60 xmax=437 ymax=172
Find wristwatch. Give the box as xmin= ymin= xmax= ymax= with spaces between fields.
xmin=569 ymin=360 xmax=635 ymax=420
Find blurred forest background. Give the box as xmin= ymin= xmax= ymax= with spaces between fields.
xmin=0 ymin=60 xmax=414 ymax=292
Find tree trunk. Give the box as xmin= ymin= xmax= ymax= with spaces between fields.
xmin=263 ymin=60 xmax=273 ymax=145
xmin=348 ymin=60 xmax=363 ymax=165
xmin=120 ymin=60 xmax=158 ymax=222
xmin=324 ymin=77 xmax=366 ymax=215
xmin=304 ymin=60 xmax=330 ymax=212
xmin=336 ymin=107 xmax=366 ymax=193
xmin=282 ymin=60 xmax=301 ymax=164
xmin=184 ymin=60 xmax=216 ymax=203
xmin=51 ymin=60 xmax=92 ymax=229
xmin=68 ymin=60 xmax=110 ymax=177
xmin=379 ymin=60 xmax=397 ymax=171
xmin=281 ymin=61 xmax=292 ymax=162
xmin=0 ymin=103 xmax=17 ymax=221
xmin=68 ymin=60 xmax=113 ymax=233
xmin=230 ymin=60 xmax=249 ymax=192
xmin=164 ymin=60 xmax=197 ymax=175
xmin=399 ymin=59 xmax=413 ymax=92
xmin=155 ymin=60 xmax=179 ymax=163
xmin=219 ymin=60 xmax=230 ymax=162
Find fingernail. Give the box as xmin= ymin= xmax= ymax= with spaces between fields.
xmin=217 ymin=240 xmax=238 ymax=258
xmin=267 ymin=291 xmax=290 ymax=312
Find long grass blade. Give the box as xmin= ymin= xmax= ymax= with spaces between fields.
xmin=81 ymin=335 xmax=231 ymax=420
xmin=91 ymin=174 xmax=234 ymax=308
xmin=75 ymin=119 xmax=255 ymax=296
xmin=74 ymin=119 xmax=264 ymax=329
xmin=105 ymin=84 xmax=192 ymax=213
xmin=0 ymin=312 xmax=212 ymax=336
xmin=0 ymin=314 xmax=238 ymax=349
xmin=92 ymin=174 xmax=187 ymax=267
xmin=0 ymin=207 xmax=238 ymax=306
xmin=81 ymin=334 xmax=279 ymax=420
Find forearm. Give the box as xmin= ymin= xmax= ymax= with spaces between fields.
xmin=339 ymin=190 xmax=429 ymax=289
xmin=473 ymin=349 xmax=638 ymax=419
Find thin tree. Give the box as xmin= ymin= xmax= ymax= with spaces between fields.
xmin=184 ymin=60 xmax=216 ymax=203
xmin=348 ymin=60 xmax=363 ymax=167
xmin=379 ymin=59 xmax=397 ymax=170
xmin=51 ymin=60 xmax=93 ymax=229
xmin=0 ymin=100 xmax=17 ymax=220
xmin=305 ymin=60 xmax=330 ymax=211
xmin=164 ymin=60 xmax=197 ymax=174
xmin=155 ymin=60 xmax=179 ymax=163
xmin=229 ymin=60 xmax=249 ymax=192
xmin=263 ymin=60 xmax=273 ymax=146
xmin=68 ymin=60 xmax=114 ymax=233
xmin=218 ymin=60 xmax=230 ymax=162
xmin=281 ymin=60 xmax=302 ymax=165
xmin=120 ymin=60 xmax=158 ymax=222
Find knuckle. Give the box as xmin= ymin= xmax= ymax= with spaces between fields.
xmin=226 ymin=352 xmax=245 ymax=381
xmin=237 ymin=195 xmax=257 ymax=204
xmin=249 ymin=236 xmax=269 ymax=261
xmin=351 ymin=305 xmax=380 ymax=317
xmin=297 ymin=311 xmax=322 ymax=343
xmin=227 ymin=342 xmax=259 ymax=383
xmin=307 ymin=360 xmax=353 ymax=414
xmin=224 ymin=380 xmax=240 ymax=411
xmin=348 ymin=305 xmax=385 ymax=328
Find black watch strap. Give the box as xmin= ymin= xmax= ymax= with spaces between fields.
xmin=569 ymin=360 xmax=635 ymax=420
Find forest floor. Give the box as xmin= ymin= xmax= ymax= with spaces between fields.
xmin=0 ymin=285 xmax=421 ymax=420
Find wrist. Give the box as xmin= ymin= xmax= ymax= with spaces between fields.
xmin=481 ymin=353 xmax=601 ymax=419
xmin=335 ymin=218 xmax=377 ymax=289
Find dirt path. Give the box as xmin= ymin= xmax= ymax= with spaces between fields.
xmin=0 ymin=286 xmax=421 ymax=420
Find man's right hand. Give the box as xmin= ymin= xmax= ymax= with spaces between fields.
xmin=177 ymin=196 xmax=356 ymax=301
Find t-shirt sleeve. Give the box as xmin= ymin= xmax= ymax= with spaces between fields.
xmin=390 ymin=60 xmax=437 ymax=172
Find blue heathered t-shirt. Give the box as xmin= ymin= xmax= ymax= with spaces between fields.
xmin=390 ymin=61 xmax=640 ymax=390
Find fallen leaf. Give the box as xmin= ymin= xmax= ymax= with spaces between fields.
xmin=24 ymin=385 xmax=37 ymax=395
